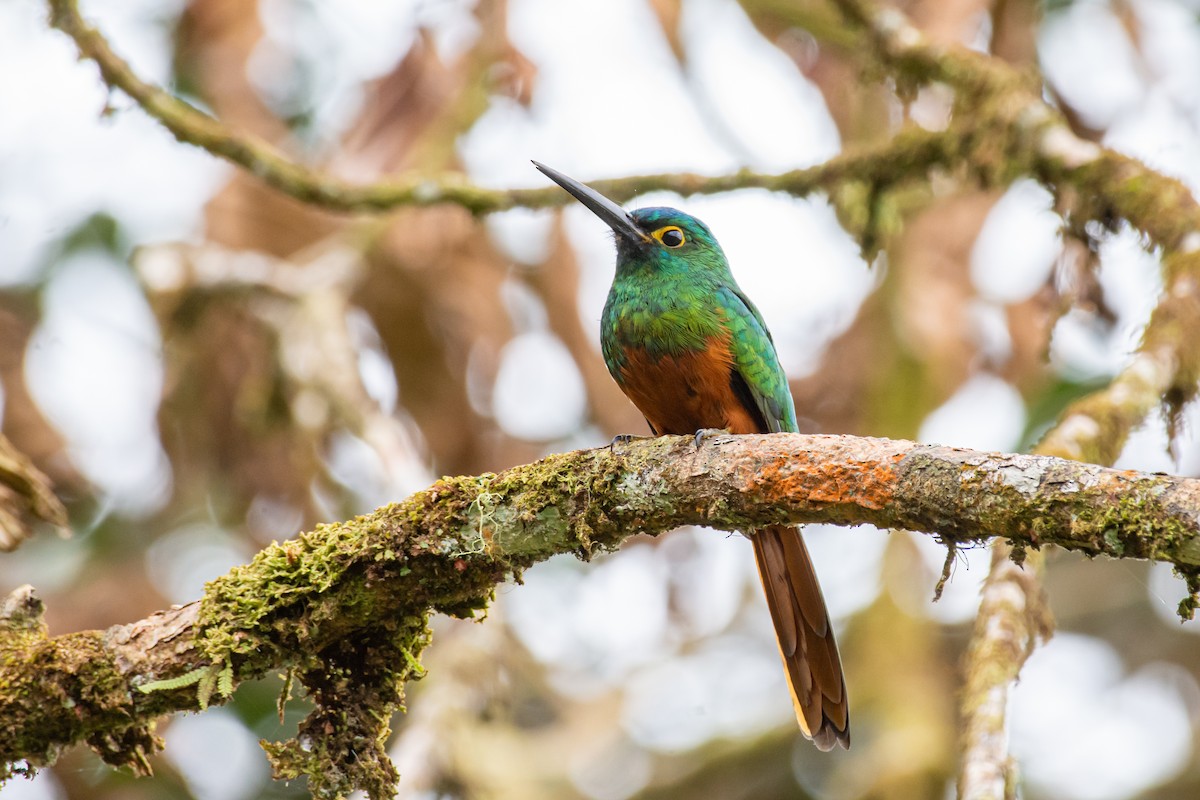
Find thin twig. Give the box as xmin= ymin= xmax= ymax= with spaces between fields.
xmin=46 ymin=0 xmax=956 ymax=214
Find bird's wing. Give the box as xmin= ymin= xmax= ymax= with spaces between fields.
xmin=716 ymin=284 xmax=798 ymax=434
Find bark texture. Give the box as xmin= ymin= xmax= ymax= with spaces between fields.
xmin=4 ymin=433 xmax=1199 ymax=797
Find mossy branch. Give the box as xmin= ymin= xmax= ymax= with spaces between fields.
xmin=4 ymin=433 xmax=1200 ymax=796
xmin=45 ymin=0 xmax=1200 ymax=279
xmin=45 ymin=0 xmax=957 ymax=214
xmin=819 ymin=0 xmax=1200 ymax=794
xmin=953 ymin=273 xmax=1200 ymax=797
xmin=827 ymin=0 xmax=1200 ymax=257
xmin=955 ymin=247 xmax=1200 ymax=796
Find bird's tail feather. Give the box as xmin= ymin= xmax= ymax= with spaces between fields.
xmin=752 ymin=523 xmax=850 ymax=750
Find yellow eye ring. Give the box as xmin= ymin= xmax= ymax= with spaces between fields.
xmin=653 ymin=226 xmax=686 ymax=248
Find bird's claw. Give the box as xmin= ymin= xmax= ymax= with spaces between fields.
xmin=693 ymin=428 xmax=730 ymax=449
xmin=609 ymin=433 xmax=650 ymax=453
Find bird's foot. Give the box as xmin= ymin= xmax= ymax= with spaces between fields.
xmin=609 ymin=433 xmax=651 ymax=453
xmin=693 ymin=428 xmax=730 ymax=449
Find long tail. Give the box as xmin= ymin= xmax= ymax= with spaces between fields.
xmin=752 ymin=524 xmax=850 ymax=750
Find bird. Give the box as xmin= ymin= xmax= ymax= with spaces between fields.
xmin=534 ymin=161 xmax=849 ymax=751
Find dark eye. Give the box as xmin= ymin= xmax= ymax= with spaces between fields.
xmin=659 ymin=227 xmax=685 ymax=248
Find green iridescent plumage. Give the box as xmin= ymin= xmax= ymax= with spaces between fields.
xmin=599 ymin=206 xmax=798 ymax=434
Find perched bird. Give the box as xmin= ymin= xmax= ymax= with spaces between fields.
xmin=534 ymin=162 xmax=849 ymax=751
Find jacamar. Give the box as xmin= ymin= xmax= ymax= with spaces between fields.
xmin=534 ymin=162 xmax=849 ymax=751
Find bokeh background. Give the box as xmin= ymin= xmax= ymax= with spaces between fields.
xmin=4 ymin=0 xmax=1200 ymax=798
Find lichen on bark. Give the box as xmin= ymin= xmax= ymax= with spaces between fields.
xmin=6 ymin=435 xmax=1200 ymax=797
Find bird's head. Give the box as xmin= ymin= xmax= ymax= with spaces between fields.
xmin=533 ymin=161 xmax=727 ymax=273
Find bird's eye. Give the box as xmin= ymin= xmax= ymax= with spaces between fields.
xmin=655 ymin=226 xmax=686 ymax=248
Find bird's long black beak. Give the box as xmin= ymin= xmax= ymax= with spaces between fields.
xmin=533 ymin=161 xmax=648 ymax=244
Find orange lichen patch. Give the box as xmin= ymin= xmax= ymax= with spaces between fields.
xmin=753 ymin=452 xmax=900 ymax=511
xmin=480 ymin=526 xmax=496 ymax=556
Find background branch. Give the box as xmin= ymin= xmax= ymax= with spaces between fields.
xmin=47 ymin=0 xmax=956 ymax=214
xmin=818 ymin=0 xmax=1200 ymax=794
xmin=16 ymin=0 xmax=1200 ymax=797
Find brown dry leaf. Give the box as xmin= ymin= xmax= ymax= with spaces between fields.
xmin=337 ymin=30 xmax=462 ymax=180
xmin=0 ymin=433 xmax=69 ymax=552
xmin=175 ymin=0 xmax=290 ymax=138
xmin=990 ymin=0 xmax=1040 ymax=65
xmin=340 ymin=0 xmax=535 ymax=177
xmin=0 ymin=298 xmax=77 ymax=488
xmin=180 ymin=0 xmax=344 ymax=253
xmin=492 ymin=41 xmax=538 ymax=108
xmin=478 ymin=0 xmax=538 ymax=106
xmin=647 ymin=0 xmax=686 ymax=62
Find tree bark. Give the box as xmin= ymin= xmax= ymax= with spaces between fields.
xmin=3 ymin=433 xmax=1199 ymax=797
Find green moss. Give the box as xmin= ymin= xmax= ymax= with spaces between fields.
xmin=136 ymin=666 xmax=210 ymax=696
xmin=262 ymin=614 xmax=432 ymax=800
xmin=479 ymin=447 xmax=633 ymax=561
xmin=1177 ymin=567 xmax=1200 ymax=620
xmin=1089 ymin=486 xmax=1188 ymax=563
xmin=894 ymin=451 xmax=1200 ymax=605
xmin=1102 ymin=527 xmax=1124 ymax=557
xmin=180 ymin=462 xmax=569 ymax=799
xmin=1 ymin=631 xmax=158 ymax=773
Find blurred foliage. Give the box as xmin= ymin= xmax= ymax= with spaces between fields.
xmin=4 ymin=0 xmax=1200 ymax=799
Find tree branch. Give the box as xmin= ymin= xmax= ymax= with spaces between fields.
xmin=36 ymin=3 xmax=1200 ymax=798
xmin=45 ymin=0 xmax=957 ymax=214
xmin=956 ymin=249 xmax=1200 ymax=798
xmin=829 ymin=0 xmax=1200 ymax=256
xmin=4 ymin=433 xmax=1200 ymax=796
xmin=45 ymin=0 xmax=1200 ymax=280
xmin=956 ymin=543 xmax=1050 ymax=800
xmin=818 ymin=1 xmax=1200 ymax=795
